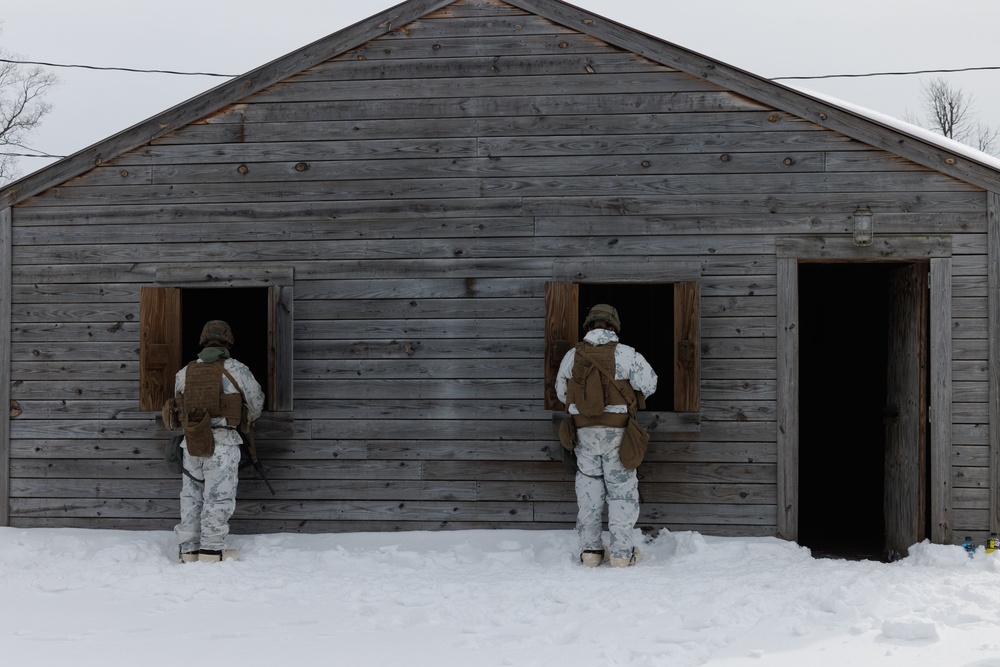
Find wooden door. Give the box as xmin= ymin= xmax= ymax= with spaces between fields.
xmin=883 ymin=263 xmax=928 ymax=560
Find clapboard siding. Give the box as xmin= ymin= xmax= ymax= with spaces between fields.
xmin=2 ymin=0 xmax=997 ymax=546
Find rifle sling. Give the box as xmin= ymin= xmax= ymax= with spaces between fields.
xmin=574 ymin=346 xmax=639 ymax=416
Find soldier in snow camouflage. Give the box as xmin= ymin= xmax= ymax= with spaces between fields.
xmin=555 ymin=304 xmax=657 ymax=568
xmin=173 ymin=320 xmax=264 ymax=563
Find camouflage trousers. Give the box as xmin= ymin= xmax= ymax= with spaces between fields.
xmin=574 ymin=425 xmax=640 ymax=559
xmin=175 ymin=440 xmax=241 ymax=552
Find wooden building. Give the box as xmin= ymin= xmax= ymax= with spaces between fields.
xmin=3 ymin=0 xmax=1000 ymax=559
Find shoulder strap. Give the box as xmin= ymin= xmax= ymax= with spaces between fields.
xmin=218 ymin=362 xmax=261 ymax=460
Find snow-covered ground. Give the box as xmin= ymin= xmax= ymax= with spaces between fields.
xmin=2 ymin=526 xmax=1000 ymax=666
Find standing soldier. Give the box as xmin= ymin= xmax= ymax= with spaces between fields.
xmin=555 ymin=304 xmax=657 ymax=567
xmin=172 ymin=320 xmax=264 ymax=563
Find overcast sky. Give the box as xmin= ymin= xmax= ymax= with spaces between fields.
xmin=4 ymin=0 xmax=1000 ymax=179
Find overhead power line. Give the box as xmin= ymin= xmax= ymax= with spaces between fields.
xmin=0 ymin=57 xmax=236 ymax=78
xmin=0 ymin=151 xmax=65 ymax=158
xmin=772 ymin=65 xmax=1000 ymax=81
xmin=5 ymin=56 xmax=1000 ymax=82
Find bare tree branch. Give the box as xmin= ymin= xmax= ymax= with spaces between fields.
xmin=917 ymin=77 xmax=998 ymax=156
xmin=0 ymin=28 xmax=58 ymax=183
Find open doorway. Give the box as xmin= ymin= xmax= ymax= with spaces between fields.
xmin=798 ymin=262 xmax=929 ymax=560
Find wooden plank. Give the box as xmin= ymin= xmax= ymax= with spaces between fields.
xmin=0 ymin=207 xmax=10 ymax=525
xmin=154 ymin=111 xmax=817 ymax=146
xmin=524 ymin=192 xmax=987 ymax=218
xmin=294 ymin=358 xmax=542 ymax=380
xmin=543 ymin=281 xmax=577 ymax=410
xmin=72 ymin=151 xmax=897 ymax=190
xmin=294 ymin=338 xmax=543 ymax=360
xmin=989 ymin=192 xmax=1000 ymax=536
xmin=248 ymin=72 xmax=722 ymax=104
xmin=138 ymin=287 xmax=180 ymax=411
xmin=270 ymin=284 xmax=294 ymax=411
xmin=42 ymin=173 xmax=977 ymax=209
xmin=295 ymin=297 xmax=543 ymax=321
xmin=930 ymin=257 xmax=954 ymax=543
xmin=7 ymin=497 xmax=535 ymax=522
xmin=883 ymin=263 xmax=928 ymax=558
xmin=776 ymin=257 xmax=798 ymax=541
xmin=381 ymin=13 xmax=574 ymax=39
xmin=20 ymin=218 xmax=535 ymax=246
xmin=553 ymin=258 xmax=699 ymax=283
xmin=674 ymin=281 xmax=699 ymax=411
xmin=295 ymin=53 xmax=676 ymax=82
xmin=342 ymin=32 xmax=624 ymax=61
xmin=777 ymin=236 xmax=953 ymax=259
xmin=13 ymin=258 xmax=555 ymax=284
xmin=539 ymin=212 xmax=983 ymax=238
xmin=9 ymin=477 xmax=479 ymax=501
xmin=429 ymin=0 xmax=529 ymax=17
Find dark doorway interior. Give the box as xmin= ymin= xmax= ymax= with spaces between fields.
xmin=180 ymin=287 xmax=270 ymax=400
xmin=578 ymin=284 xmax=673 ymax=412
xmin=798 ymin=264 xmax=902 ymax=560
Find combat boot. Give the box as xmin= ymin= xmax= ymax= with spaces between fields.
xmin=197 ymin=548 xmax=239 ymax=563
xmin=580 ymin=546 xmax=608 ymax=568
xmin=610 ymin=547 xmax=641 ymax=568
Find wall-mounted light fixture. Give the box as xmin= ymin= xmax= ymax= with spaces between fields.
xmin=852 ymin=205 xmax=873 ymax=246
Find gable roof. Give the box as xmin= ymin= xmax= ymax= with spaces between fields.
xmin=4 ymin=0 xmax=1000 ymax=207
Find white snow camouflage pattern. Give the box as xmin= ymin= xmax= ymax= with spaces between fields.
xmin=174 ymin=357 xmax=264 ymax=553
xmin=554 ymin=328 xmax=657 ymax=560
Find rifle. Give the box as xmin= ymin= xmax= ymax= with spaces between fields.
xmin=238 ymin=426 xmax=276 ymax=496
xmin=220 ymin=364 xmax=277 ymax=496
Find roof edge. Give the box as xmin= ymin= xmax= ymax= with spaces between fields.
xmin=509 ymin=0 xmax=1000 ymax=191
xmin=1 ymin=0 xmax=454 ymax=207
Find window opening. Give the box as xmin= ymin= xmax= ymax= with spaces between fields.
xmin=578 ymin=283 xmax=673 ymax=412
xmin=181 ymin=287 xmax=270 ymax=400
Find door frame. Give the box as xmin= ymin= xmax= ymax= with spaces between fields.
xmin=775 ymin=236 xmax=953 ymax=545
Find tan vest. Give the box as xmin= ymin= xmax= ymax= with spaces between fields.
xmin=177 ymin=361 xmax=243 ymax=426
xmin=567 ymin=342 xmax=637 ymax=428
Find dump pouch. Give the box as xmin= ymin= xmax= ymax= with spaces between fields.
xmin=182 ymin=408 xmax=216 ymax=457
xmin=619 ymin=417 xmax=649 ymax=470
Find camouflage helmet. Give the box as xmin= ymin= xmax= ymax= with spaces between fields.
xmin=583 ymin=304 xmax=621 ymax=333
xmin=199 ymin=320 xmax=234 ymax=348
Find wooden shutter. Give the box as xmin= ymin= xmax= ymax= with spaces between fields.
xmin=673 ymin=280 xmax=700 ymax=412
xmin=139 ymin=287 xmax=182 ymax=411
xmin=268 ymin=285 xmax=293 ymax=411
xmin=544 ymin=282 xmax=579 ymax=410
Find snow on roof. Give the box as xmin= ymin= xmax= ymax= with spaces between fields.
xmin=793 ymin=84 xmax=1000 ymax=172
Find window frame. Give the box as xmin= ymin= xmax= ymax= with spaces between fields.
xmin=544 ymin=280 xmax=700 ymax=413
xmin=139 ymin=267 xmax=293 ymax=412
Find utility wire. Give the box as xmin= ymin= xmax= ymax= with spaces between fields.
xmin=5 ymin=56 xmax=1000 ymax=82
xmin=0 ymin=57 xmax=237 ymax=78
xmin=773 ymin=65 xmax=1000 ymax=81
xmin=0 ymin=151 xmax=65 ymax=158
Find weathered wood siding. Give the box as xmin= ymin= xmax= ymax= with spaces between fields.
xmin=4 ymin=0 xmax=993 ymax=541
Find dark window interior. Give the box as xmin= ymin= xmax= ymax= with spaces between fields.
xmin=181 ymin=287 xmax=270 ymax=400
xmin=578 ymin=283 xmax=673 ymax=411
